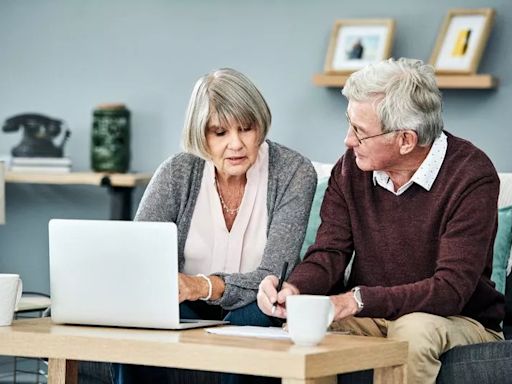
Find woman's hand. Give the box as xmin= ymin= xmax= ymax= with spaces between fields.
xmin=257 ymin=275 xmax=300 ymax=318
xmin=178 ymin=273 xmax=225 ymax=303
xmin=178 ymin=273 xmax=208 ymax=303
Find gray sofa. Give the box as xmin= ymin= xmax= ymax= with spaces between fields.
xmin=78 ymin=172 xmax=512 ymax=384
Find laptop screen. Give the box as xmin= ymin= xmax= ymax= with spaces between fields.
xmin=49 ymin=219 xmax=182 ymax=329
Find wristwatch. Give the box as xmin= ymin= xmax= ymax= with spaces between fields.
xmin=351 ymin=286 xmax=364 ymax=312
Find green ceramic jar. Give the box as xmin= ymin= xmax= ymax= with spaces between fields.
xmin=91 ymin=103 xmax=130 ymax=173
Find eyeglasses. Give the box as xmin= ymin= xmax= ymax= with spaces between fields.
xmin=345 ymin=112 xmax=394 ymax=144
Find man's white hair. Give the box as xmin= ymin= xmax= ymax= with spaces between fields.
xmin=342 ymin=58 xmax=443 ymax=146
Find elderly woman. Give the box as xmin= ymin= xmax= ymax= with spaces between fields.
xmin=115 ymin=68 xmax=316 ymax=384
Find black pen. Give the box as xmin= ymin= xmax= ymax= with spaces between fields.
xmin=271 ymin=261 xmax=289 ymax=315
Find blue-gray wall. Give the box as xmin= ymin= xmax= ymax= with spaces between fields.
xmin=1 ymin=0 xmax=511 ymax=293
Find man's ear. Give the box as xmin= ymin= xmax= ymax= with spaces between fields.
xmin=399 ymin=130 xmax=418 ymax=155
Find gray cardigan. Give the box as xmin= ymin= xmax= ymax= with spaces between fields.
xmin=135 ymin=140 xmax=317 ymax=310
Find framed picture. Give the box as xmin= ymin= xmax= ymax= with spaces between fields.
xmin=429 ymin=8 xmax=495 ymax=74
xmin=324 ymin=19 xmax=395 ymax=74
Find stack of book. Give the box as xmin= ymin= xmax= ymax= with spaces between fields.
xmin=10 ymin=157 xmax=72 ymax=173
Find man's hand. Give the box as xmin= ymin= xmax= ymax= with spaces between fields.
xmin=178 ymin=273 xmax=208 ymax=303
xmin=257 ymin=275 xmax=300 ymax=318
xmin=330 ymin=291 xmax=361 ymax=320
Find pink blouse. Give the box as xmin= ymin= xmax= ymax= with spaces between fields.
xmin=183 ymin=142 xmax=269 ymax=275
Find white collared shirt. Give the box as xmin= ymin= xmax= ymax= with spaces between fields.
xmin=373 ymin=132 xmax=447 ymax=196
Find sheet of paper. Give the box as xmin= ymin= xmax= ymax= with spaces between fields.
xmin=206 ymin=325 xmax=290 ymax=340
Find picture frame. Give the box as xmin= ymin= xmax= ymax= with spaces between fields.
xmin=429 ymin=8 xmax=495 ymax=74
xmin=324 ymin=19 xmax=395 ymax=74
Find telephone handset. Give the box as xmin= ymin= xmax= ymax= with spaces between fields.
xmin=2 ymin=113 xmax=71 ymax=157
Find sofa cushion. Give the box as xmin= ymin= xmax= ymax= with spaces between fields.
xmin=300 ymin=176 xmax=328 ymax=258
xmin=437 ymin=340 xmax=512 ymax=384
xmin=492 ymin=206 xmax=512 ymax=294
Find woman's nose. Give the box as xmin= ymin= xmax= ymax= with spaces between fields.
xmin=227 ymin=131 xmax=243 ymax=150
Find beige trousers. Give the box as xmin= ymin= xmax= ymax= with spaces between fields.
xmin=330 ymin=312 xmax=503 ymax=384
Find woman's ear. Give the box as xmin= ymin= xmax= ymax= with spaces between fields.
xmin=399 ymin=130 xmax=418 ymax=155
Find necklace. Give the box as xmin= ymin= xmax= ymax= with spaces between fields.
xmin=215 ymin=178 xmax=242 ymax=215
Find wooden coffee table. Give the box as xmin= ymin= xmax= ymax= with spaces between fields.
xmin=0 ymin=318 xmax=408 ymax=384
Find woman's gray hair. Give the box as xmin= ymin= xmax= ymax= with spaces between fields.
xmin=182 ymin=68 xmax=271 ymax=159
xmin=342 ymin=58 xmax=443 ymax=146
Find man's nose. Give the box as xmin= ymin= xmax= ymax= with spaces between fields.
xmin=344 ymin=128 xmax=358 ymax=148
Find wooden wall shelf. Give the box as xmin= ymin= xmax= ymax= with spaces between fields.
xmin=313 ymin=73 xmax=498 ymax=89
xmin=5 ymin=171 xmax=153 ymax=220
xmin=5 ymin=171 xmax=152 ymax=188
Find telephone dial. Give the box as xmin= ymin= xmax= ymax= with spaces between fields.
xmin=2 ymin=113 xmax=71 ymax=157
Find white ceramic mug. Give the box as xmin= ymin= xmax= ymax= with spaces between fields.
xmin=0 ymin=274 xmax=23 ymax=326
xmin=286 ymin=294 xmax=335 ymax=346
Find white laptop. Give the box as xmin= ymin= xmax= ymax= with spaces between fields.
xmin=49 ymin=219 xmax=228 ymax=330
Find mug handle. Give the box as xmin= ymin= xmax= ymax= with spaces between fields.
xmin=326 ymin=301 xmax=335 ymax=328
xmin=14 ymin=278 xmax=23 ymax=312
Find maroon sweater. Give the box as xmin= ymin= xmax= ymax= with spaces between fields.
xmin=289 ymin=132 xmax=505 ymax=331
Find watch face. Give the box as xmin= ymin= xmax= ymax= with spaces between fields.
xmin=353 ymin=288 xmax=363 ymax=308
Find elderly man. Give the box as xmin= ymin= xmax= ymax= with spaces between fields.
xmin=257 ymin=58 xmax=505 ymax=384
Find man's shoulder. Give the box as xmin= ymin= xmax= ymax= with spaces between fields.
xmin=439 ymin=132 xmax=499 ymax=199
xmin=445 ymin=132 xmax=497 ymax=176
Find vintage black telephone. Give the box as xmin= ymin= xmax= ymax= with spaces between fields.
xmin=2 ymin=113 xmax=71 ymax=157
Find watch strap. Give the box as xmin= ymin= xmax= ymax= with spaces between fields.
xmin=351 ymin=286 xmax=364 ymax=312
